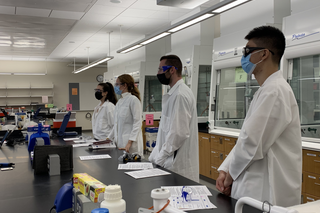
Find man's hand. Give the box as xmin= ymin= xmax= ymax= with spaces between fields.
xmin=119 ymin=140 xmax=133 ymax=153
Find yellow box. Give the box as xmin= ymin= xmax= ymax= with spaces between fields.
xmin=73 ymin=173 xmax=89 ymax=190
xmin=73 ymin=173 xmax=106 ymax=202
xmin=89 ymin=183 xmax=106 ymax=203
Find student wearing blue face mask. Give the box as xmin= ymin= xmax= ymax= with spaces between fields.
xmin=216 ymin=26 xmax=302 ymax=207
xmin=107 ymin=74 xmax=143 ymax=156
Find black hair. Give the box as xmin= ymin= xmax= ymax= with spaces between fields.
xmin=160 ymin=54 xmax=183 ymax=77
xmin=245 ymin=25 xmax=285 ymax=65
xmin=98 ymin=82 xmax=117 ymax=105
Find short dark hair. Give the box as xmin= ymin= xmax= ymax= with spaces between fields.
xmin=160 ymin=55 xmax=182 ymax=76
xmin=245 ymin=25 xmax=285 ymax=65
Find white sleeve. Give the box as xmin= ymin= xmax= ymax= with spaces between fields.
xmin=129 ymin=97 xmax=142 ymax=142
xmin=229 ymin=91 xmax=291 ymax=181
xmin=106 ymin=103 xmax=115 ymax=129
xmin=154 ymin=94 xmax=192 ymax=166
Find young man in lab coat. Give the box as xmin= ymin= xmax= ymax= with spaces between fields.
xmin=148 ymin=55 xmax=199 ymax=182
xmin=216 ymin=26 xmax=302 ymax=207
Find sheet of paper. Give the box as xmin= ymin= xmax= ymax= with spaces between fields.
xmin=64 ymin=138 xmax=80 ymax=141
xmin=161 ymin=186 xmax=212 ymax=196
xmin=169 ymin=194 xmax=216 ymax=210
xmin=125 ymin=168 xmax=170 ymax=179
xmin=73 ymin=144 xmax=91 ymax=147
xmin=42 ymin=96 xmax=48 ymax=103
xmin=118 ymin=163 xmax=153 ymax=170
xmin=79 ymin=154 xmax=111 ymax=160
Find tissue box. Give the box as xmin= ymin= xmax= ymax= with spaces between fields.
xmin=73 ymin=173 xmax=106 ymax=203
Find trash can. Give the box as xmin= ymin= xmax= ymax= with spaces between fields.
xmin=145 ymin=127 xmax=158 ymax=152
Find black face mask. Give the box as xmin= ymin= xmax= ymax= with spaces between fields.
xmin=95 ymin=91 xmax=103 ymax=100
xmin=157 ymin=73 xmax=171 ymax=85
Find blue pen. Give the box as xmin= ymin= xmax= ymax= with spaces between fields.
xmin=0 ymin=163 xmax=15 ymax=167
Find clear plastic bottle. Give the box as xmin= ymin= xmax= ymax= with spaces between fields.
xmin=100 ymin=185 xmax=126 ymax=213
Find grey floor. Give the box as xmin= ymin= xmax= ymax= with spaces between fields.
xmin=82 ymin=130 xmax=219 ymax=192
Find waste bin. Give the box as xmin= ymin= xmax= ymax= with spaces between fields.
xmin=145 ymin=127 xmax=158 ymax=152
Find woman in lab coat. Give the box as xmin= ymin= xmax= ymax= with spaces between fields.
xmin=92 ymin=82 xmax=117 ymax=140
xmin=107 ymin=74 xmax=143 ymax=156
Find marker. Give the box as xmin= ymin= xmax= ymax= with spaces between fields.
xmin=0 ymin=163 xmax=15 ymax=167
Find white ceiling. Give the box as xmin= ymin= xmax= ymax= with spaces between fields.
xmin=0 ymin=0 xmax=220 ymax=62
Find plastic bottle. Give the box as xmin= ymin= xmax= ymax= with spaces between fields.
xmin=100 ymin=185 xmax=126 ymax=213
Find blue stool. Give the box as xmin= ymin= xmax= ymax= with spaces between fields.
xmin=28 ymin=123 xmax=50 ymax=152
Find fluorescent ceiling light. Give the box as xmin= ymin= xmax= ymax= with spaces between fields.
xmin=212 ymin=0 xmax=248 ymax=13
xmin=119 ymin=45 xmax=143 ymax=54
xmin=13 ymin=73 xmax=46 ymax=75
xmin=73 ymin=56 xmax=113 ymax=74
xmin=140 ymin=32 xmax=171 ymax=45
xmin=168 ymin=14 xmax=214 ymax=33
xmin=0 ymin=72 xmax=12 ymax=75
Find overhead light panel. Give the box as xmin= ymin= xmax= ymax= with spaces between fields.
xmin=212 ymin=0 xmax=249 ymax=13
xmin=13 ymin=73 xmax=46 ymax=75
xmin=168 ymin=14 xmax=214 ymax=33
xmin=117 ymin=0 xmax=252 ymax=54
xmin=141 ymin=33 xmax=171 ymax=45
xmin=119 ymin=45 xmax=143 ymax=54
xmin=0 ymin=72 xmax=12 ymax=75
xmin=73 ymin=56 xmax=113 ymax=74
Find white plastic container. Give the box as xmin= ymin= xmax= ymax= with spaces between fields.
xmin=100 ymin=184 xmax=126 ymax=213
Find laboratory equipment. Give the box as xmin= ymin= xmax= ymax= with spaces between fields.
xmin=28 ymin=123 xmax=50 ymax=152
xmin=234 ymin=196 xmax=320 ymax=213
xmin=138 ymin=188 xmax=186 ymax=213
xmin=51 ymin=182 xmax=73 ymax=213
xmin=57 ymin=111 xmax=78 ymax=137
xmin=92 ymin=208 xmax=109 ymax=213
xmin=100 ymin=185 xmax=126 ymax=213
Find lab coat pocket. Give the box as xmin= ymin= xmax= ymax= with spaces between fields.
xmin=160 ymin=115 xmax=170 ymax=133
xmin=120 ymin=106 xmax=129 ymax=117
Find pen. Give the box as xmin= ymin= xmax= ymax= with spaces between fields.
xmin=0 ymin=163 xmax=15 ymax=167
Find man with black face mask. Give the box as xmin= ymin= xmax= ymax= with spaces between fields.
xmin=149 ymin=55 xmax=199 ymax=182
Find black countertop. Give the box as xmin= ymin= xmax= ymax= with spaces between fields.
xmin=0 ymin=138 xmax=261 ymax=213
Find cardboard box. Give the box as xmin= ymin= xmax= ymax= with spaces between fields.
xmin=73 ymin=173 xmax=106 ymax=203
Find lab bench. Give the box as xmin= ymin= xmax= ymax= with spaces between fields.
xmin=199 ymin=130 xmax=320 ymax=204
xmin=0 ymin=136 xmax=262 ymax=213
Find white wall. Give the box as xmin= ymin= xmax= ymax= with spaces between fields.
xmin=0 ymin=60 xmax=105 ymax=130
xmin=291 ymin=0 xmax=320 ymax=14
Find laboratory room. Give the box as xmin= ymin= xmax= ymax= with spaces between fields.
xmin=0 ymin=0 xmax=319 ymax=212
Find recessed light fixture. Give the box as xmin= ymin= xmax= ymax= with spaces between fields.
xmin=110 ymin=0 xmax=121 ymax=3
xmin=69 ymin=41 xmax=75 ymax=43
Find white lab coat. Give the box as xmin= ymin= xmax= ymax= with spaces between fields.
xmin=108 ymin=92 xmax=143 ymax=156
xmin=149 ymin=79 xmax=199 ymax=182
xmin=92 ymin=100 xmax=115 ymax=140
xmin=218 ymin=71 xmax=302 ymax=207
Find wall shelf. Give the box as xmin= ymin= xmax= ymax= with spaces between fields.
xmin=0 ymin=83 xmax=54 ymax=108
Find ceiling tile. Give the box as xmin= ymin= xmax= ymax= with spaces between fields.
xmin=16 ymin=7 xmax=51 ymax=17
xmin=88 ymin=4 xmax=126 ymax=15
xmin=50 ymin=10 xmax=85 ymax=20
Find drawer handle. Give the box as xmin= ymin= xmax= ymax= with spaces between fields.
xmin=220 ymin=153 xmax=224 ymax=160
xmin=219 ymin=137 xmax=223 ymax=144
xmin=307 ymin=153 xmax=317 ymax=157
xmin=211 ymin=136 xmax=215 ymax=139
xmin=308 ymin=175 xmax=316 ymax=179
xmin=225 ymin=138 xmax=230 ymax=141
xmin=211 ymin=166 xmax=217 ymax=169
xmin=307 ymin=197 xmax=315 ymax=201
xmin=211 ymin=151 xmax=216 ymax=153
xmin=314 ymin=160 xmax=320 ymax=163
xmin=202 ymin=137 xmax=209 ymax=139
xmin=315 ymin=183 xmax=320 ymax=186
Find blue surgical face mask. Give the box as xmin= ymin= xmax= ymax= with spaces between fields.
xmin=241 ymin=50 xmax=263 ymax=75
xmin=114 ymin=85 xmax=122 ymax=95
